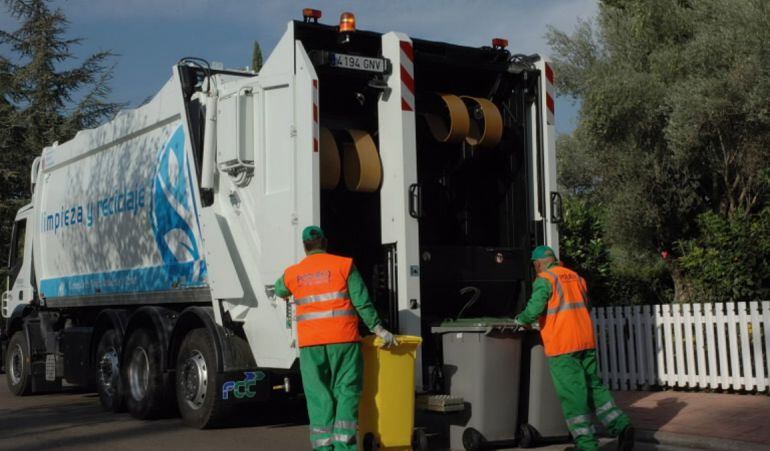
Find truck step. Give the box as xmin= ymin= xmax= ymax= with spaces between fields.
xmin=416 ymin=394 xmax=465 ymax=413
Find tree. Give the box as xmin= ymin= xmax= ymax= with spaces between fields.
xmin=678 ymin=208 xmax=770 ymax=302
xmin=0 ymin=0 xmax=120 ymax=274
xmin=548 ymin=0 xmax=770 ymax=302
xmin=251 ymin=41 xmax=263 ymax=72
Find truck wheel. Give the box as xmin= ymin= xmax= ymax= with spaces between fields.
xmin=6 ymin=331 xmax=31 ymax=396
xmin=95 ymin=329 xmax=125 ymax=412
xmin=122 ymin=328 xmax=168 ymax=419
xmin=176 ymin=328 xmax=228 ymax=429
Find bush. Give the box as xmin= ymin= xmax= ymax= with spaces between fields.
xmin=678 ymin=208 xmax=770 ymax=302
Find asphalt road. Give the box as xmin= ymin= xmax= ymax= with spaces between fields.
xmin=0 ymin=380 xmax=674 ymax=451
xmin=0 ymin=380 xmax=310 ymax=451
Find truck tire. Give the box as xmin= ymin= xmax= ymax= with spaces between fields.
xmin=176 ymin=328 xmax=228 ymax=428
xmin=6 ymin=331 xmax=31 ymax=396
xmin=122 ymin=328 xmax=169 ymax=419
xmin=95 ymin=329 xmax=125 ymax=412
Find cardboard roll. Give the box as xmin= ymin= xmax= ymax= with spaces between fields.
xmin=460 ymin=96 xmax=503 ymax=148
xmin=342 ymin=129 xmax=382 ymax=193
xmin=421 ymin=93 xmax=470 ymax=144
xmin=319 ymin=127 xmax=341 ymax=189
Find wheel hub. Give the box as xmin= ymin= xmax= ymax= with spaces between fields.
xmin=9 ymin=344 xmax=23 ymax=385
xmin=181 ymin=350 xmax=208 ymax=410
xmin=98 ymin=347 xmax=119 ymax=397
xmin=128 ymin=346 xmax=150 ymax=401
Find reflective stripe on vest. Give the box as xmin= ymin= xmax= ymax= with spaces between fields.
xmin=295 ymin=290 xmax=350 ymax=306
xmin=296 ymin=309 xmax=357 ymax=322
xmin=547 ymin=300 xmax=588 ymax=315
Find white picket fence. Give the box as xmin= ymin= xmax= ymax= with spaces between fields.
xmin=591 ymin=301 xmax=770 ymax=392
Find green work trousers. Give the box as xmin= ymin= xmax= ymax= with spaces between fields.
xmin=300 ymin=342 xmax=363 ymax=451
xmin=548 ymin=349 xmax=631 ymax=451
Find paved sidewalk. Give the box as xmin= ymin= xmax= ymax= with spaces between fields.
xmin=614 ymin=390 xmax=770 ymax=447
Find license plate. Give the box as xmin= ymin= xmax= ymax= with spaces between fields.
xmin=330 ymin=53 xmax=387 ymax=73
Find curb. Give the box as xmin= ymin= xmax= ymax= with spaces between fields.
xmin=636 ymin=429 xmax=768 ymax=451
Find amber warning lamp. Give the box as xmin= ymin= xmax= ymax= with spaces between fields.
xmin=303 ymin=8 xmax=322 ymax=23
xmin=339 ymin=12 xmax=356 ymax=32
xmin=492 ymin=38 xmax=508 ymax=49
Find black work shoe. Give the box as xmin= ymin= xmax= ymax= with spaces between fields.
xmin=618 ymin=425 xmax=635 ymax=451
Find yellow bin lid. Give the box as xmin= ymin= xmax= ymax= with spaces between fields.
xmin=363 ymin=334 xmax=422 ymax=348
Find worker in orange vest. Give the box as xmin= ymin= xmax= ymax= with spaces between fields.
xmin=515 ymin=246 xmax=634 ymax=451
xmin=275 ymin=225 xmax=397 ymax=451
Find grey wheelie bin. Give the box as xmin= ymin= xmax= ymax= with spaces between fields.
xmin=432 ymin=319 xmax=523 ymax=450
xmin=432 ymin=319 xmax=569 ymax=451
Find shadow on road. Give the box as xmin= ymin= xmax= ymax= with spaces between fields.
xmin=0 ymin=385 xmax=309 ymax=451
xmin=616 ymin=392 xmax=688 ymax=430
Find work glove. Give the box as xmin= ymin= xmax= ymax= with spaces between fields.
xmin=513 ymin=316 xmax=528 ymax=332
xmin=373 ymin=325 xmax=399 ymax=348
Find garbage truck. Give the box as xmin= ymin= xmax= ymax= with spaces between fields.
xmin=2 ymin=8 xmax=563 ymax=442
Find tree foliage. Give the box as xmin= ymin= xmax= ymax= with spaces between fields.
xmin=549 ymin=0 xmax=770 ymax=302
xmin=679 ymin=208 xmax=770 ymax=302
xmin=251 ymin=41 xmax=263 ymax=72
xmin=0 ymin=0 xmax=120 ymax=274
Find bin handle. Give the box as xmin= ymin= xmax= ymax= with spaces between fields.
xmin=456 ymin=286 xmax=481 ymax=319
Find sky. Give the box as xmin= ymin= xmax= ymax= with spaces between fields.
xmin=1 ymin=0 xmax=597 ymax=134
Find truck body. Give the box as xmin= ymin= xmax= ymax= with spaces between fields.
xmin=2 ymin=11 xmax=559 ymax=433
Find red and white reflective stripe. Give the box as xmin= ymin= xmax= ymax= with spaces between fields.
xmin=545 ymin=62 xmax=555 ymax=126
xmin=312 ymin=79 xmax=319 ymax=152
xmin=399 ymin=41 xmax=415 ymax=112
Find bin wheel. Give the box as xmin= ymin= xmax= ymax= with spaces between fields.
xmin=363 ymin=432 xmax=378 ymax=451
xmin=518 ymin=423 xmax=540 ymax=449
xmin=413 ymin=428 xmax=428 ymax=451
xmin=462 ymin=427 xmax=486 ymax=451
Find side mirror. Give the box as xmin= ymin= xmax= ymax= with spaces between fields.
xmin=30 ymin=157 xmax=41 ymax=194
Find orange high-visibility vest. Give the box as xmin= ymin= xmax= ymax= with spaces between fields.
xmin=537 ymin=265 xmax=596 ymax=356
xmin=284 ymin=253 xmax=360 ymax=347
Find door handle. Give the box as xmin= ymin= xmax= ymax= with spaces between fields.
xmin=550 ymin=191 xmax=564 ymax=224
xmin=409 ymin=183 xmax=423 ymax=219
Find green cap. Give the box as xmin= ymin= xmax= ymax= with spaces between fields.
xmin=531 ymin=245 xmax=556 ymax=261
xmin=302 ymin=225 xmax=325 ymax=242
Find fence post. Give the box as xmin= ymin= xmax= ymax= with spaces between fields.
xmin=633 ymin=305 xmax=646 ymax=387
xmin=750 ymin=302 xmax=766 ymax=392
xmin=671 ymin=303 xmax=685 ymax=387
xmin=694 ymin=303 xmax=707 ymax=389
xmin=662 ymin=304 xmax=675 ymax=388
xmin=608 ymin=307 xmax=620 ymax=390
xmin=683 ymin=303 xmax=696 ymax=388
xmin=704 ymin=302 xmax=718 ymax=389
xmin=624 ymin=306 xmax=637 ymax=390
xmin=616 ymin=307 xmax=629 ymax=390
xmin=726 ymin=302 xmax=742 ymax=390
xmin=654 ymin=304 xmax=666 ymax=386
xmin=715 ymin=302 xmax=730 ymax=389
xmin=738 ymin=302 xmax=754 ymax=391
xmin=642 ymin=305 xmax=655 ymax=386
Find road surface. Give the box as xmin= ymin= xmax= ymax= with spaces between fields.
xmin=0 ymin=379 xmax=674 ymax=451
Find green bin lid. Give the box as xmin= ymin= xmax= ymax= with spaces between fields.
xmin=431 ymin=317 xmax=521 ymax=334
xmin=439 ymin=317 xmax=518 ymax=328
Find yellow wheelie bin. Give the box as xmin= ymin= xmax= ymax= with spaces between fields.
xmin=359 ymin=335 xmax=424 ymax=451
